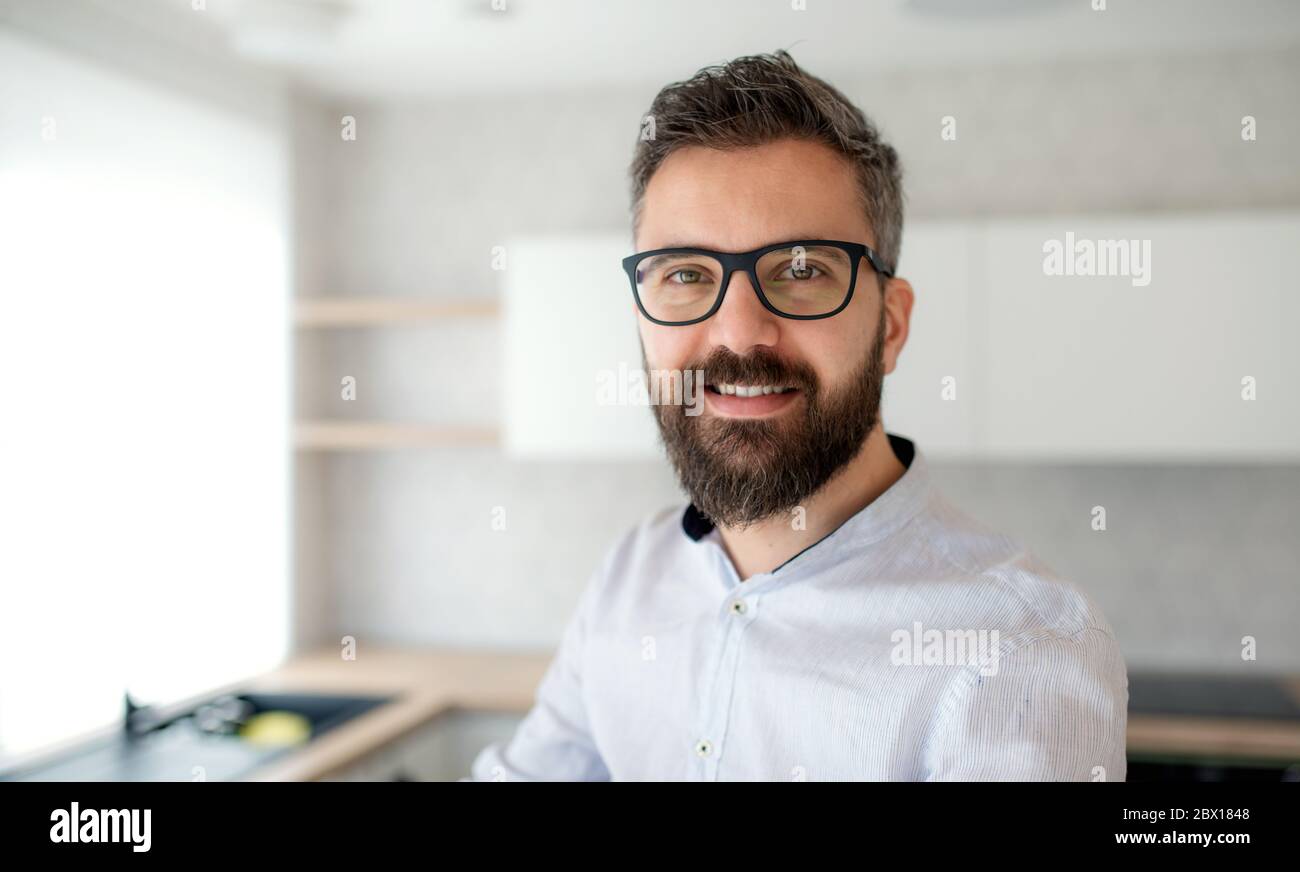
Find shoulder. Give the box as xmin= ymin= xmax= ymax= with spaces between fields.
xmin=912 ymin=498 xmax=1128 ymax=779
xmin=580 ymin=501 xmax=697 ymax=603
xmin=913 ymin=491 xmax=1119 ymax=646
xmin=601 ymin=501 xmax=690 ymax=568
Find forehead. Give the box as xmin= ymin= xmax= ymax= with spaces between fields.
xmin=636 ymin=137 xmax=871 ymax=252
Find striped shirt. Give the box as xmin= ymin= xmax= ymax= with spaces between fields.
xmin=468 ymin=433 xmax=1128 ymax=781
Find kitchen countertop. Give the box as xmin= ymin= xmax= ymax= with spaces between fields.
xmin=241 ymin=647 xmax=550 ymax=781
xmin=243 ymin=647 xmax=1300 ymax=780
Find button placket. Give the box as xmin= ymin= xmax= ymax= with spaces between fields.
xmin=693 ymin=591 xmax=760 ymax=780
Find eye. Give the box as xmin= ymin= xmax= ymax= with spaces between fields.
xmin=779 ymin=262 xmax=824 ymax=281
xmin=667 ymin=268 xmax=704 ymax=284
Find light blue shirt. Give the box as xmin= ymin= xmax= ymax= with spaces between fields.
xmin=469 ymin=433 xmax=1128 ymax=781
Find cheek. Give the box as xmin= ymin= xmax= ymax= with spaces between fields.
xmin=640 ymin=321 xmax=702 ymax=369
xmin=799 ymin=318 xmax=855 ymax=367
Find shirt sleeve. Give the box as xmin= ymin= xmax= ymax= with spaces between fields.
xmin=463 ymin=560 xmax=611 ymax=782
xmin=922 ymin=627 xmax=1128 ymax=781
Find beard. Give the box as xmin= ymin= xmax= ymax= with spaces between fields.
xmin=647 ymin=305 xmax=887 ymax=530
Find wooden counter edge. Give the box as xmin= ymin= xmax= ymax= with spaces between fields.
xmin=1127 ymin=714 xmax=1300 ymax=762
xmin=238 ymin=647 xmax=552 ymax=782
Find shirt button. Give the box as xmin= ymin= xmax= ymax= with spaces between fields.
xmin=729 ymin=599 xmax=747 ymax=615
xmin=695 ymin=739 xmax=713 ymax=757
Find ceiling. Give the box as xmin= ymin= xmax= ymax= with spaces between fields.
xmin=113 ymin=0 xmax=1300 ymax=99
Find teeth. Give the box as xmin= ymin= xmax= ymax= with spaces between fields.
xmin=712 ymin=383 xmax=792 ymax=397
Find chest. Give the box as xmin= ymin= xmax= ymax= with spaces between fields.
xmin=579 ymin=599 xmax=947 ymax=780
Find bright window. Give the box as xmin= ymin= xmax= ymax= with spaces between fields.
xmin=0 ymin=27 xmax=290 ymax=763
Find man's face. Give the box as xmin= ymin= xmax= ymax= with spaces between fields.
xmin=635 ymin=137 xmax=908 ymax=529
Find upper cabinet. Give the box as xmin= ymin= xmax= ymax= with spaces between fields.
xmin=981 ymin=211 xmax=1299 ymax=460
xmin=503 ymin=234 xmax=661 ymax=460
xmin=881 ymin=220 xmax=981 ymax=458
xmin=503 ymin=212 xmax=1300 ymax=462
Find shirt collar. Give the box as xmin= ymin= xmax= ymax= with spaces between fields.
xmin=680 ymin=432 xmax=929 ymax=551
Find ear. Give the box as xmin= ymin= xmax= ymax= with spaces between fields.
xmin=880 ymin=276 xmax=914 ymax=376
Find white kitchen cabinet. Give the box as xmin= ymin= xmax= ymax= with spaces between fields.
xmin=881 ymin=220 xmax=981 ymax=458
xmin=501 ymin=213 xmax=1300 ymax=461
xmin=982 ymin=211 xmax=1300 ymax=460
xmin=502 ymin=234 xmax=662 ymax=460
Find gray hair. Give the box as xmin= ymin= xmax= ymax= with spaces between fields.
xmin=629 ymin=49 xmax=904 ymax=278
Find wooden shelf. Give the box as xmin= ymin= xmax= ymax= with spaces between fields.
xmin=294 ymin=421 xmax=499 ymax=451
xmin=294 ymin=297 xmax=499 ymax=327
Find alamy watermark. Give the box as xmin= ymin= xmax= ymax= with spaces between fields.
xmin=596 ymin=363 xmax=704 ymax=416
xmin=890 ymin=621 xmax=1001 ymax=676
xmin=50 ymin=802 xmax=151 ymax=852
xmin=1043 ymin=232 xmax=1151 ymax=287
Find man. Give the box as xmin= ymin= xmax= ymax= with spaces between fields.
xmin=469 ymin=50 xmax=1126 ymax=781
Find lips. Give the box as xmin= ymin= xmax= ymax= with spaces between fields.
xmin=703 ymin=382 xmax=801 ymax=417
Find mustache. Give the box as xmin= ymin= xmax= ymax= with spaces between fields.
xmin=688 ymin=348 xmax=818 ymax=393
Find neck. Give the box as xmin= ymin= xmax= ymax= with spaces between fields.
xmin=716 ymin=424 xmax=906 ymax=582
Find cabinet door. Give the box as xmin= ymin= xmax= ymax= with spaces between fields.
xmin=885 ymin=220 xmax=981 ymax=458
xmin=502 ymin=234 xmax=661 ymax=459
xmin=983 ymin=212 xmax=1300 ymax=459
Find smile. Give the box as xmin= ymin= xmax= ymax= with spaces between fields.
xmin=704 ymin=382 xmax=801 ymax=417
xmin=707 ymin=382 xmax=795 ymax=396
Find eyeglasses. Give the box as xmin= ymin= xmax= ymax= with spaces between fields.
xmin=622 ymin=239 xmax=894 ymax=327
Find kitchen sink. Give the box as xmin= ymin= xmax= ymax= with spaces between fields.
xmin=1 ymin=691 xmax=393 ymax=782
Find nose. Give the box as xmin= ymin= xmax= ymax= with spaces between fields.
xmin=706 ymin=268 xmax=781 ymax=352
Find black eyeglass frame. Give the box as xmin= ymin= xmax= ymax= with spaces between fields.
xmin=621 ymin=238 xmax=895 ymax=327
